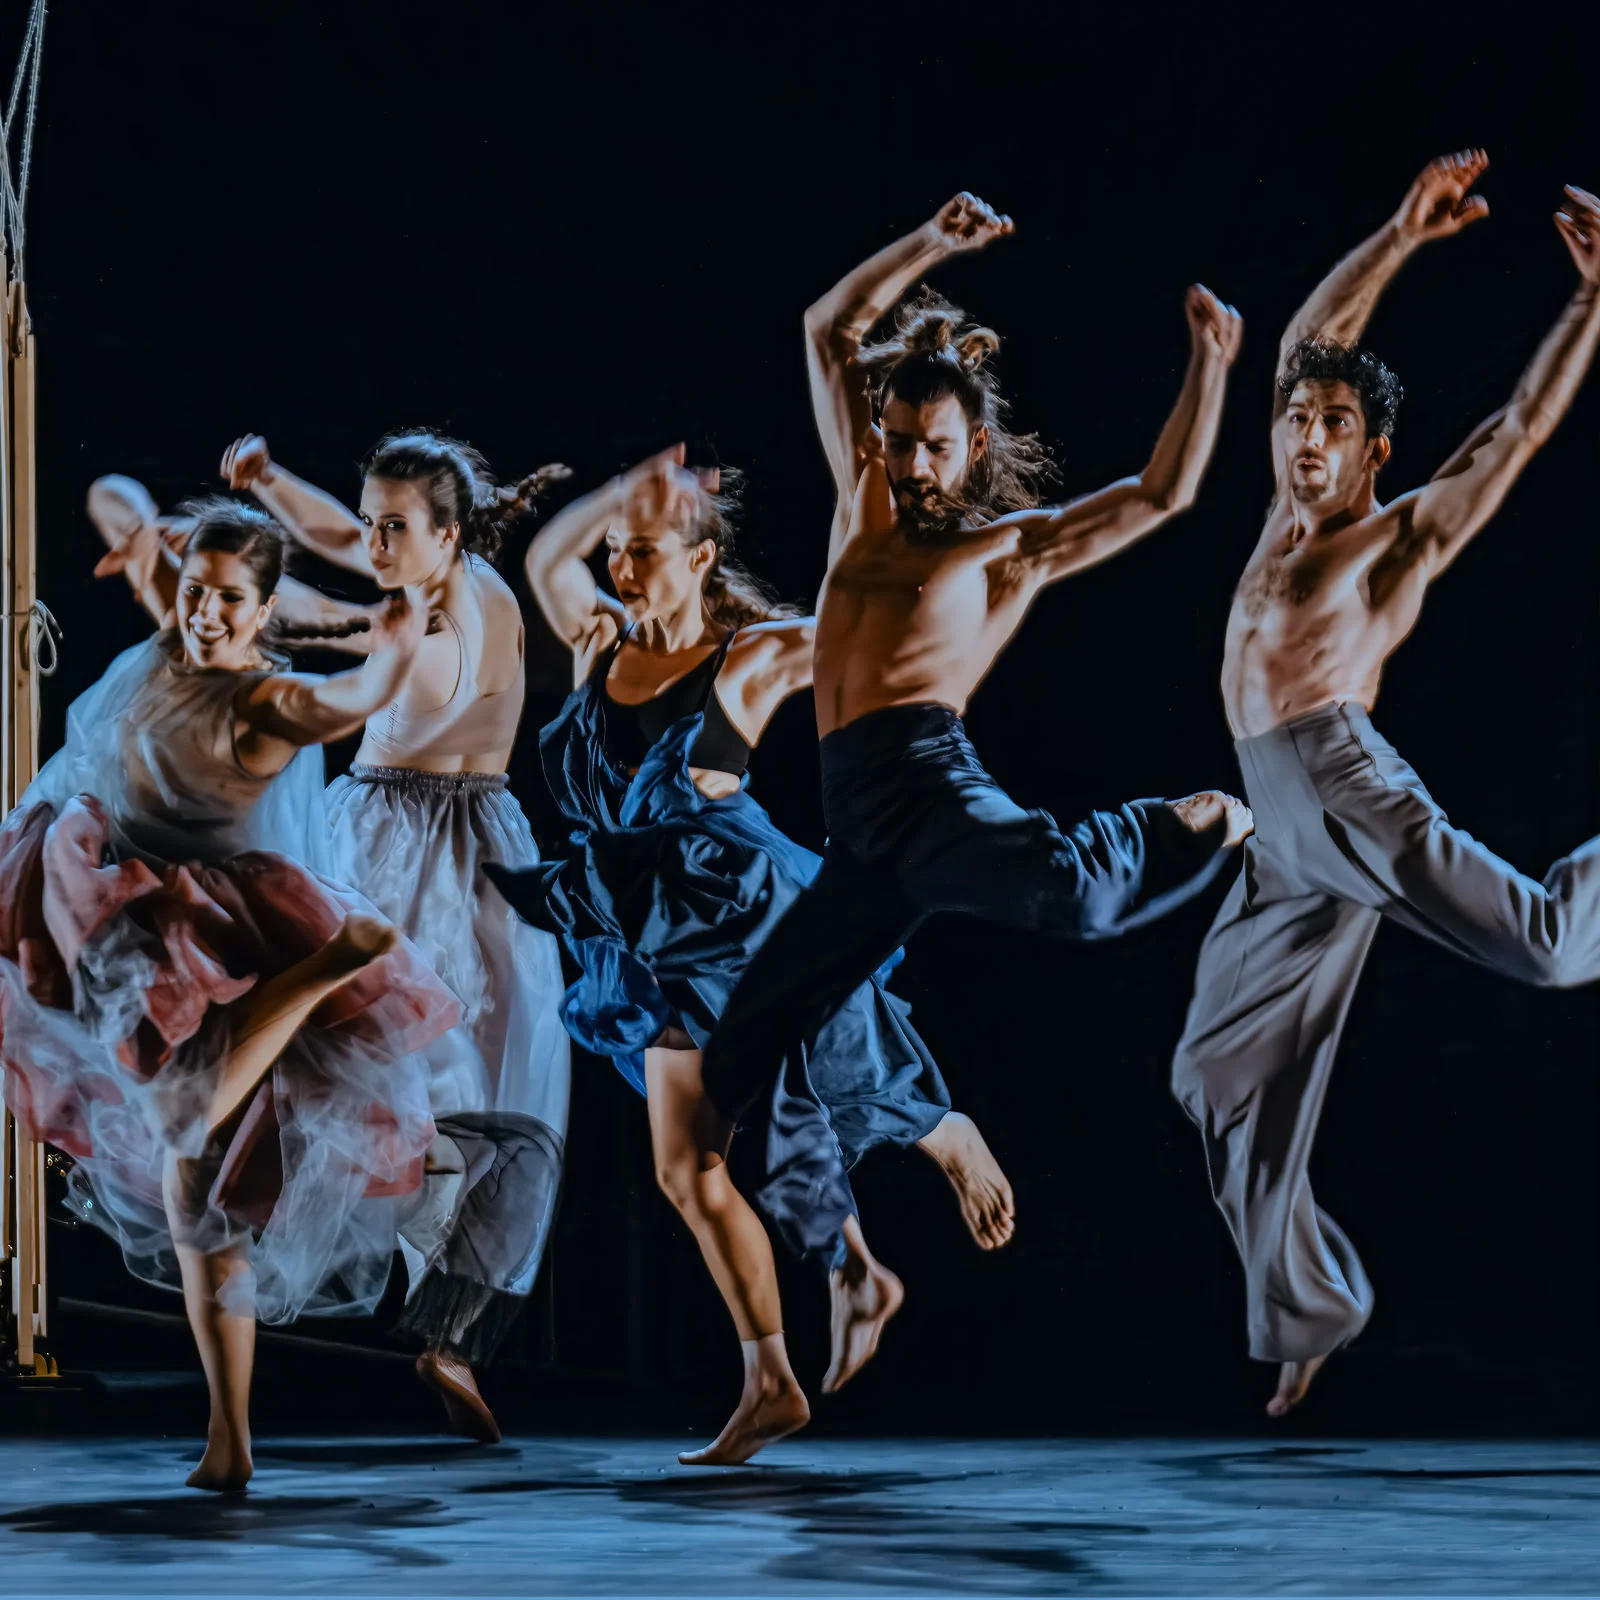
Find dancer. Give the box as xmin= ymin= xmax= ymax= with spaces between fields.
xmin=487 ymin=448 xmax=1013 ymax=1465
xmin=204 ymin=433 xmax=574 ymax=1444
xmin=0 ymin=498 xmax=458 ymax=1490
xmin=700 ymin=195 xmax=1252 ymax=1330
xmin=1168 ymin=153 xmax=1600 ymax=1416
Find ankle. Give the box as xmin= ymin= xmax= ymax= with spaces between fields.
xmin=739 ymin=1333 xmax=797 ymax=1395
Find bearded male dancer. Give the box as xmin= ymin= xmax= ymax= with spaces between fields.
xmin=703 ymin=193 xmax=1253 ymax=1379
xmin=1168 ymin=152 xmax=1600 ymax=1418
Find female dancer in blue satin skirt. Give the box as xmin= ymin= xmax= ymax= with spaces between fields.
xmin=486 ymin=446 xmax=1015 ymax=1465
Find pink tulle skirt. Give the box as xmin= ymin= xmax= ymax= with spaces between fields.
xmin=0 ymin=794 xmax=459 ymax=1321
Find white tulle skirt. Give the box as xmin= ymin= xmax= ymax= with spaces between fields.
xmin=324 ymin=767 xmax=570 ymax=1360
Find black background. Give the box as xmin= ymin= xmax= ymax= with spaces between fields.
xmin=12 ymin=1 xmax=1600 ymax=1434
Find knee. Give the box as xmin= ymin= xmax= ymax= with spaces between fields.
xmin=655 ymin=1152 xmax=715 ymax=1220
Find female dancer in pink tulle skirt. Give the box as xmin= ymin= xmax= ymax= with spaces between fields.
xmin=0 ymin=497 xmax=458 ymax=1490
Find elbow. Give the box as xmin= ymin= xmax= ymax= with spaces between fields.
xmin=1138 ymin=478 xmax=1195 ymax=517
xmin=1503 ymin=403 xmax=1553 ymax=453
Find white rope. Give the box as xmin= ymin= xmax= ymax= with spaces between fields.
xmin=0 ymin=602 xmax=62 ymax=677
xmin=0 ymin=0 xmax=47 ymax=270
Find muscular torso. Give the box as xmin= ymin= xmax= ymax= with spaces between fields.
xmin=813 ymin=521 xmax=1036 ymax=737
xmin=1223 ymin=494 xmax=1429 ymax=737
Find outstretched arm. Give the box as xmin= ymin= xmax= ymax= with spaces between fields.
xmin=222 ymin=435 xmax=374 ymax=577
xmin=240 ymin=587 xmax=425 ymax=759
xmin=87 ymin=476 xmax=186 ymax=626
xmin=1396 ymin=187 xmax=1600 ymax=579
xmin=524 ymin=445 xmax=710 ymax=653
xmin=805 ymin=193 xmax=1013 ymax=557
xmin=272 ymin=578 xmax=384 ymax=654
xmin=1276 ymin=150 xmax=1490 ymax=409
xmin=1010 ymin=286 xmax=1244 ymax=586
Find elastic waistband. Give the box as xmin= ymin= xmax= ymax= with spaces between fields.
xmin=1232 ymin=700 xmax=1373 ymax=757
xmin=346 ymin=764 xmax=509 ymax=793
xmin=819 ymin=703 xmax=965 ymax=762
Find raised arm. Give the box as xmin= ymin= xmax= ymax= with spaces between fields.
xmin=1009 ymin=286 xmax=1243 ymax=587
xmin=1277 ymin=151 xmax=1490 ymax=406
xmin=222 ymin=435 xmax=374 ymax=577
xmin=1394 ymin=187 xmax=1600 ymax=580
xmin=524 ymin=445 xmax=707 ymax=657
xmin=239 ymin=587 xmax=425 ymax=765
xmin=806 ymin=193 xmax=1013 ymax=551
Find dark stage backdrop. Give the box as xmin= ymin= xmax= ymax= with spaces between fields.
xmin=14 ymin=1 xmax=1600 ymax=1431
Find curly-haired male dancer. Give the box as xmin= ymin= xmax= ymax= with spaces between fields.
xmin=1169 ymin=152 xmax=1600 ymax=1418
xmin=704 ymin=194 xmax=1252 ymax=1387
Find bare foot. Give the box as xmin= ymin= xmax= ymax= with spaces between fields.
xmin=186 ymin=1430 xmax=253 ymax=1493
xmin=822 ymin=1256 xmax=904 ymax=1395
xmin=1266 ymin=1354 xmax=1327 ymax=1418
xmin=678 ymin=1376 xmax=810 ymax=1466
xmin=918 ymin=1112 xmax=1015 ymax=1250
xmin=416 ymin=1348 xmax=501 ymax=1444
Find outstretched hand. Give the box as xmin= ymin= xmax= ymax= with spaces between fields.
xmin=617 ymin=444 xmax=716 ymax=539
xmin=92 ymin=516 xmax=190 ymax=580
xmin=1555 ymin=185 xmax=1600 ymax=285
xmin=1391 ymin=150 xmax=1490 ymax=245
xmin=1185 ymin=284 xmax=1244 ymax=365
xmin=931 ymin=192 xmax=1014 ymax=253
xmin=1169 ymin=790 xmax=1254 ymax=849
xmin=221 ymin=435 xmax=274 ymax=491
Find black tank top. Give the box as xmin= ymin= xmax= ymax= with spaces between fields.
xmin=601 ymin=629 xmax=751 ymax=777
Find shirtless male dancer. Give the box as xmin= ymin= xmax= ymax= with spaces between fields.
xmin=1169 ymin=152 xmax=1600 ymax=1418
xmin=703 ymin=193 xmax=1253 ymax=1382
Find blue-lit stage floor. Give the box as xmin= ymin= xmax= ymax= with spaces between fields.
xmin=0 ymin=1434 xmax=1596 ymax=1596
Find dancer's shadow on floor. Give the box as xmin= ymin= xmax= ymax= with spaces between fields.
xmin=464 ymin=1466 xmax=1140 ymax=1589
xmin=0 ymin=1493 xmax=464 ymax=1568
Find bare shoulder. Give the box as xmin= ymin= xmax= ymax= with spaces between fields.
xmin=466 ymin=556 xmax=521 ymax=614
xmin=723 ymin=617 xmax=817 ymax=710
xmin=728 ymin=616 xmax=817 ymax=662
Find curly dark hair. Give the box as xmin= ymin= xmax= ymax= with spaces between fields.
xmin=856 ymin=289 xmax=1057 ymax=518
xmin=1278 ymin=339 xmax=1404 ymax=438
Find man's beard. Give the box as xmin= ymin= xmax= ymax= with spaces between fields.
xmin=891 ymin=475 xmax=966 ymax=544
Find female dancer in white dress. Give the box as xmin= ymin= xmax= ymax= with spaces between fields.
xmin=2 ymin=498 xmax=457 ymax=1491
xmin=212 ymin=432 xmax=573 ymax=1444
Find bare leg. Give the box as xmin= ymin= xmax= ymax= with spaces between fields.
xmin=822 ymin=1212 xmax=904 ymax=1395
xmin=646 ymin=1045 xmax=809 ymax=1466
xmin=1268 ymin=1355 xmax=1328 ymax=1418
xmin=917 ymin=1111 xmax=1016 ymax=1250
xmin=208 ymin=913 xmax=399 ymax=1132
xmin=164 ymin=1155 xmax=255 ymax=1492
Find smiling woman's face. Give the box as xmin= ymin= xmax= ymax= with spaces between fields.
xmin=175 ymin=548 xmax=275 ymax=669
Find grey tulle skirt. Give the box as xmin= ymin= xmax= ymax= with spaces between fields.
xmin=325 ymin=767 xmax=571 ymax=1359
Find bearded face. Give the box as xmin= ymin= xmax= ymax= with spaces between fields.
xmin=880 ymin=392 xmax=987 ymax=540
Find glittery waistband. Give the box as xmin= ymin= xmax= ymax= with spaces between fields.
xmin=346 ymin=764 xmax=509 ymax=793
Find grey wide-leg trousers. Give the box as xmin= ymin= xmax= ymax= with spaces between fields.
xmin=1172 ymin=701 xmax=1600 ymax=1364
